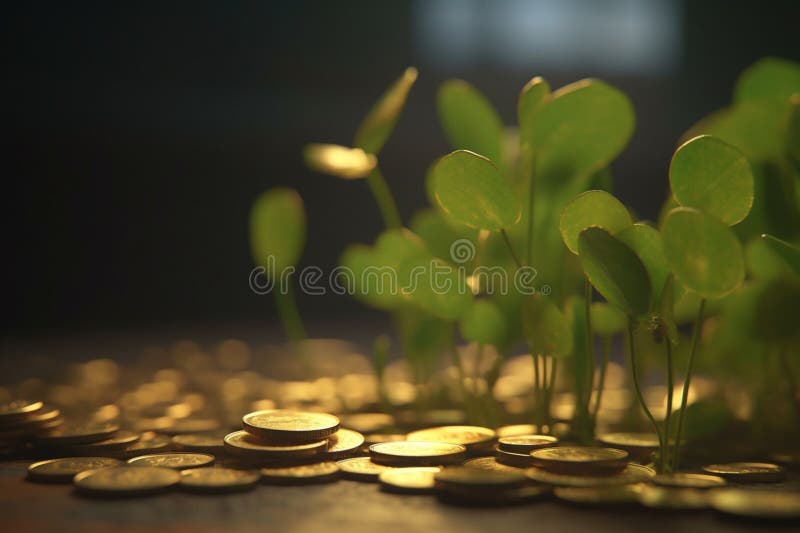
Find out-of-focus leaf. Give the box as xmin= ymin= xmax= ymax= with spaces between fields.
xmin=559 ymin=190 xmax=632 ymax=254
xmin=734 ymin=57 xmax=800 ymax=104
xmin=755 ymin=278 xmax=800 ymax=343
xmin=303 ymin=143 xmax=376 ymax=179
xmin=399 ymin=256 xmax=472 ymax=320
xmin=437 ymin=80 xmax=504 ymax=163
xmin=354 ymin=67 xmax=418 ymax=155
xmin=761 ymin=234 xmax=800 ymax=276
xmin=590 ymin=302 xmax=626 ymax=335
xmin=459 ymin=299 xmax=508 ymax=346
xmin=249 ymin=188 xmax=306 ymax=273
xmin=522 ymin=295 xmax=573 ymax=357
xmin=616 ymin=223 xmax=670 ymax=308
xmin=410 ymin=208 xmax=478 ymax=263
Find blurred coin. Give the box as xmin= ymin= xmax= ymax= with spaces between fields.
xmin=27 ymin=457 xmax=122 ymax=483
xmin=370 ymin=441 xmax=467 ymax=466
xmin=597 ymin=432 xmax=661 ymax=463
xmin=337 ymin=457 xmax=394 ymax=481
xmin=497 ymin=435 xmax=558 ymax=454
xmin=554 ymin=484 xmax=643 ymax=506
xmin=495 ymin=424 xmax=540 ymax=438
xmin=531 ymin=446 xmax=628 ymax=475
xmin=339 ymin=413 xmax=394 ymax=434
xmin=1 ymin=405 xmax=60 ymax=430
xmin=652 ymin=472 xmax=726 ymax=489
xmin=379 ymin=467 xmax=441 ymax=494
xmin=260 ymin=462 xmax=340 ymax=485
xmin=495 ymin=448 xmax=535 ymax=468
xmin=769 ymin=451 xmax=800 ymax=468
xmin=526 ymin=463 xmax=655 ymax=487
xmin=119 ymin=432 xmax=171 ymax=458
xmin=437 ymin=485 xmax=549 ymax=506
xmin=243 ymin=410 xmax=339 ymax=443
xmin=37 ymin=421 xmax=120 ymax=446
xmin=162 ymin=418 xmax=221 ymax=435
xmin=172 ymin=433 xmax=225 ymax=453
xmin=127 ymin=452 xmax=214 ymax=470
xmin=74 ymin=466 xmax=180 ymax=496
xmin=435 ymin=466 xmax=526 ymax=490
xmin=464 ymin=456 xmax=523 ymax=473
xmin=639 ymin=485 xmax=709 ymax=511
xmin=711 ymin=488 xmax=800 ymax=520
xmin=702 ymin=462 xmax=785 ymax=483
xmin=180 ymin=467 xmax=260 ymax=493
xmin=0 ymin=400 xmax=43 ymax=422
xmin=406 ymin=426 xmax=495 ymax=453
xmin=62 ymin=431 xmax=140 ymax=455
xmin=325 ymin=428 xmax=364 ymax=459
xmin=224 ymin=430 xmax=326 ymax=459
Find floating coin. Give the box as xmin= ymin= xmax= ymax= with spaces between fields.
xmin=63 ymin=431 xmax=141 ymax=455
xmin=639 ymin=486 xmax=709 ymax=511
xmin=27 ymin=457 xmax=123 ymax=483
xmin=172 ymin=433 xmax=225 ymax=453
xmin=531 ymin=446 xmax=629 ymax=475
xmin=120 ymin=432 xmax=171 ymax=457
xmin=180 ymin=467 xmax=260 ymax=493
xmin=336 ymin=457 xmax=394 ymax=481
xmin=497 ymin=434 xmax=558 ymax=454
xmin=406 ymin=426 xmax=496 ymax=452
xmin=379 ymin=467 xmax=441 ymax=494
xmin=163 ymin=418 xmax=221 ymax=435
xmin=495 ymin=448 xmax=535 ymax=468
xmin=224 ymin=430 xmax=326 ymax=459
xmin=437 ymin=485 xmax=549 ymax=507
xmin=464 ymin=456 xmax=523 ymax=473
xmin=526 ymin=463 xmax=655 ymax=487
xmin=711 ymin=488 xmax=800 ymax=520
xmin=554 ymin=485 xmax=643 ymax=506
xmin=243 ymin=410 xmax=339 ymax=443
xmin=652 ymin=472 xmax=726 ymax=489
xmin=339 ymin=413 xmax=394 ymax=434
xmin=128 ymin=452 xmax=214 ymax=470
xmin=495 ymin=424 xmax=540 ymax=438
xmin=0 ymin=400 xmax=43 ymax=422
xmin=37 ymin=421 xmax=120 ymax=446
xmin=435 ymin=466 xmax=526 ymax=490
xmin=260 ymin=462 xmax=340 ymax=485
xmin=74 ymin=466 xmax=180 ymax=496
xmin=702 ymin=462 xmax=785 ymax=483
xmin=370 ymin=441 xmax=467 ymax=466
xmin=325 ymin=428 xmax=365 ymax=459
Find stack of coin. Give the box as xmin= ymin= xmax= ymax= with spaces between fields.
xmin=526 ymin=446 xmax=655 ymax=487
xmin=0 ymin=400 xmax=62 ymax=455
xmin=495 ymin=434 xmax=558 ymax=468
xmin=36 ymin=420 xmax=124 ymax=456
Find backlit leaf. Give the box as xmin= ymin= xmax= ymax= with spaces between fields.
xmin=354 ymin=67 xmax=418 ymax=155
xmin=559 ymin=190 xmax=632 ymax=254
xmin=437 ymin=80 xmax=504 ymax=163
xmin=249 ymin=188 xmax=306 ymax=273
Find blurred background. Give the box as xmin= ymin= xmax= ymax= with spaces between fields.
xmin=4 ymin=0 xmax=799 ymax=343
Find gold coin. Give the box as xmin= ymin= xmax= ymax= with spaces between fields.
xmin=336 ymin=457 xmax=394 ymax=481
xmin=37 ymin=421 xmax=120 ymax=446
xmin=639 ymin=486 xmax=709 ymax=510
xmin=497 ymin=435 xmax=558 ymax=454
xmin=597 ymin=432 xmax=660 ymax=449
xmin=406 ymin=426 xmax=496 ymax=452
xmin=369 ymin=441 xmax=467 ymax=466
xmin=495 ymin=424 xmax=540 ymax=438
xmin=531 ymin=446 xmax=629 ymax=475
xmin=0 ymin=400 xmax=43 ymax=421
xmin=260 ymin=462 xmax=340 ymax=485
xmin=1 ymin=404 xmax=60 ymax=430
xmin=325 ymin=428 xmax=365 ymax=459
xmin=242 ymin=410 xmax=339 ymax=443
xmin=74 ymin=466 xmax=181 ymax=496
xmin=127 ymin=452 xmax=214 ymax=470
xmin=119 ymin=432 xmax=171 ymax=457
xmin=495 ymin=448 xmax=535 ymax=468
xmin=464 ymin=456 xmax=522 ymax=473
xmin=702 ymin=462 xmax=785 ymax=483
xmin=379 ymin=467 xmax=441 ymax=494
xmin=652 ymin=472 xmax=726 ymax=489
xmin=339 ymin=413 xmax=395 ymax=433
xmin=179 ymin=467 xmax=260 ymax=493
xmin=526 ymin=463 xmax=655 ymax=487
xmin=62 ymin=431 xmax=141 ymax=455
xmin=554 ymin=485 xmax=643 ymax=506
xmin=769 ymin=451 xmax=800 ymax=468
xmin=711 ymin=488 xmax=800 ymax=520
xmin=27 ymin=457 xmax=123 ymax=483
xmin=172 ymin=433 xmax=225 ymax=453
xmin=223 ymin=430 xmax=326 ymax=459
xmin=435 ymin=466 xmax=526 ymax=490
xmin=163 ymin=418 xmax=221 ymax=435
xmin=437 ymin=485 xmax=549 ymax=506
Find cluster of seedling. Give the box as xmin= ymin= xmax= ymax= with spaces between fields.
xmin=250 ymin=58 xmax=800 ymax=473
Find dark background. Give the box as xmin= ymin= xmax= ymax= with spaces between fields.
xmin=4 ymin=0 xmax=799 ymax=341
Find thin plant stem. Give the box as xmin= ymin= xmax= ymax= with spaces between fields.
xmin=592 ymin=335 xmax=611 ymax=419
xmin=500 ymin=229 xmax=524 ymax=269
xmin=366 ymin=167 xmax=402 ymax=229
xmin=584 ymin=278 xmax=595 ymax=415
xmin=526 ymin=167 xmax=536 ymax=266
xmin=474 ymin=343 xmax=486 ymax=393
xmin=544 ymin=356 xmax=558 ymax=429
xmin=450 ymin=343 xmax=475 ymax=422
xmin=273 ymin=282 xmax=310 ymax=375
xmin=627 ymin=318 xmax=664 ymax=469
xmin=778 ymin=347 xmax=800 ymax=423
xmin=532 ymin=353 xmax=541 ymax=427
xmin=672 ymin=298 xmax=706 ymax=470
xmin=663 ymin=338 xmax=675 ymax=473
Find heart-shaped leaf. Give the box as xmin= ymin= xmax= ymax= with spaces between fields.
xmin=522 ymin=295 xmax=573 ymax=357
xmin=559 ymin=190 xmax=633 ymax=254
xmin=429 ymin=150 xmax=521 ymax=230
xmin=670 ymin=135 xmax=754 ymax=226
xmin=661 ymin=208 xmax=745 ymax=299
xmin=249 ymin=188 xmax=306 ymax=273
xmin=577 ymin=227 xmax=651 ymax=317
xmin=616 ymin=223 xmax=670 ymax=308
xmin=354 ymin=67 xmax=418 ymax=155
xmin=437 ymin=80 xmax=504 ymax=163
xmin=303 ymin=143 xmax=376 ymax=179
xmin=459 ymin=299 xmax=508 ymax=346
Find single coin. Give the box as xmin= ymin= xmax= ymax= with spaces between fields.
xmin=497 ymin=434 xmax=558 ymax=454
xmin=652 ymin=472 xmax=726 ymax=489
xmin=379 ymin=467 xmax=441 ymax=494
xmin=526 ymin=463 xmax=655 ymax=487
xmin=495 ymin=448 xmax=535 ymax=468
xmin=370 ymin=441 xmax=467 ymax=466
xmin=702 ymin=462 xmax=785 ymax=483
xmin=243 ymin=410 xmax=339 ymax=443
xmin=325 ymin=428 xmax=365 ymax=459
xmin=531 ymin=446 xmax=629 ymax=475
xmin=597 ymin=432 xmax=660 ymax=449
xmin=0 ymin=400 xmax=43 ymax=421
xmin=179 ymin=467 xmax=260 ymax=493
xmin=119 ymin=432 xmax=171 ymax=457
xmin=639 ymin=486 xmax=710 ymax=511
xmin=127 ymin=452 xmax=214 ymax=470
xmin=74 ymin=466 xmax=181 ymax=496
xmin=711 ymin=488 xmax=800 ymax=520
xmin=172 ymin=433 xmax=225 ymax=453
xmin=406 ymin=426 xmax=496 ymax=452
xmin=223 ymin=430 xmax=326 ymax=459
xmin=37 ymin=421 xmax=120 ymax=446
xmin=435 ymin=466 xmax=526 ymax=490
xmin=554 ymin=484 xmax=643 ymax=506
xmin=464 ymin=456 xmax=523 ymax=473
xmin=339 ymin=413 xmax=395 ymax=434
xmin=260 ymin=462 xmax=340 ymax=485
xmin=337 ymin=457 xmax=394 ymax=481
xmin=63 ymin=431 xmax=140 ymax=454
xmin=495 ymin=424 xmax=540 ymax=438
xmin=27 ymin=457 xmax=123 ymax=483
xmin=437 ymin=485 xmax=550 ymax=507
xmin=162 ymin=418 xmax=221 ymax=435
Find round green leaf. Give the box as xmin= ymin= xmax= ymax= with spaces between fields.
xmin=518 ymin=76 xmax=551 ymax=137
xmin=616 ymin=223 xmax=669 ymax=307
xmin=437 ymin=80 xmax=504 ymax=163
xmin=559 ymin=190 xmax=633 ymax=254
xmin=354 ymin=67 xmax=418 ymax=155
xmin=410 ymin=208 xmax=478 ymax=262
xmin=459 ymin=299 xmax=508 ymax=346
xmin=522 ymin=296 xmax=572 ymax=357
xmin=399 ymin=256 xmax=472 ymax=320
xmin=670 ymin=135 xmax=754 ymax=225
xmin=303 ymin=143 xmax=376 ymax=179
xmin=577 ymin=227 xmax=651 ymax=317
xmin=661 ymin=208 xmax=745 ymax=299
xmin=734 ymin=57 xmax=800 ymax=104
xmin=429 ymin=150 xmax=521 ymax=230
xmin=249 ymin=188 xmax=305 ymax=273
xmin=590 ymin=302 xmax=626 ymax=335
